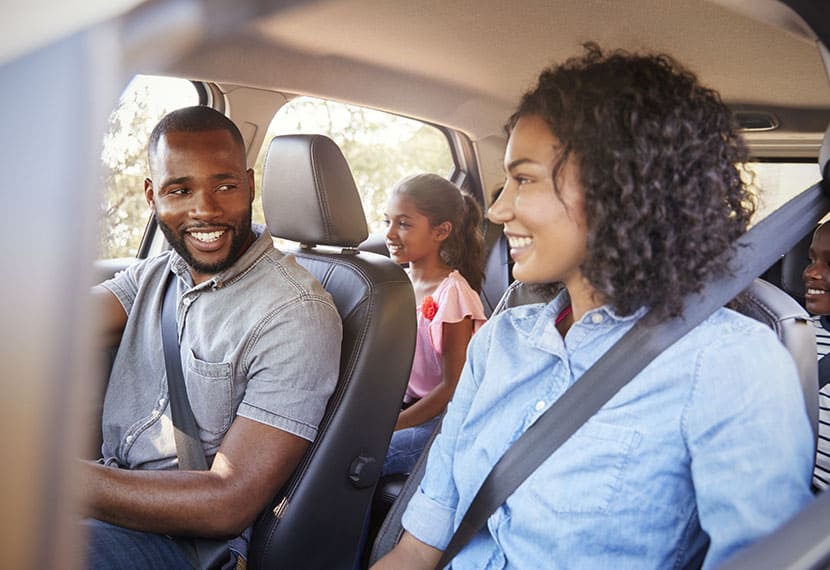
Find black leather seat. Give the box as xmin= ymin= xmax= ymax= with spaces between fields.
xmin=247 ymin=134 xmax=416 ymax=569
xmin=370 ymin=277 xmax=819 ymax=564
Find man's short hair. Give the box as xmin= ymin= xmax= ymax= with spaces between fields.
xmin=147 ymin=105 xmax=246 ymax=164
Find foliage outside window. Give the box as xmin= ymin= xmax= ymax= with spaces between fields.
xmin=99 ymin=76 xmax=198 ymax=259
xmin=745 ymin=162 xmax=821 ymax=223
xmin=253 ymin=97 xmax=454 ymax=234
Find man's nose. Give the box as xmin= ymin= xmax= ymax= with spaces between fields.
xmin=191 ymin=189 xmax=221 ymax=219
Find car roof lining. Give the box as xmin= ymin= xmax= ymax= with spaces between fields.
xmin=148 ymin=0 xmax=830 ymax=157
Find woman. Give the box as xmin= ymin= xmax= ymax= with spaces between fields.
xmin=373 ymin=45 xmax=814 ymax=569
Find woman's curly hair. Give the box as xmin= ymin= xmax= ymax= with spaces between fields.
xmin=508 ymin=44 xmax=755 ymax=321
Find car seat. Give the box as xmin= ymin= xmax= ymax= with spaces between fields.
xmin=247 ymin=134 xmax=416 ymax=569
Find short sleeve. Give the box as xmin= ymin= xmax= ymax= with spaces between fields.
xmin=427 ymin=271 xmax=487 ymax=354
xmin=98 ymin=255 xmax=158 ymax=315
xmin=236 ymin=296 xmax=342 ymax=441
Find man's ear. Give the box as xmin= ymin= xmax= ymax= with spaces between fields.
xmin=434 ymin=221 xmax=452 ymax=242
xmin=247 ymin=168 xmax=256 ymax=203
xmin=144 ymin=178 xmax=155 ymax=210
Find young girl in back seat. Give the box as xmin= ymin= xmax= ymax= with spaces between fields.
xmin=382 ymin=173 xmax=487 ymax=476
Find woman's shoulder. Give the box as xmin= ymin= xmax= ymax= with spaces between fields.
xmin=678 ymin=306 xmax=794 ymax=372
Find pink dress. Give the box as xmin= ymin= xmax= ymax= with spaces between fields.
xmin=404 ymin=270 xmax=487 ymax=402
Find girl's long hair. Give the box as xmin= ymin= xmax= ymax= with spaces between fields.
xmin=391 ymin=173 xmax=485 ymax=292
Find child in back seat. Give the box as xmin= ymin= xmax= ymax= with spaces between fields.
xmin=381 ymin=173 xmax=487 ymax=476
xmin=801 ymin=220 xmax=830 ymax=491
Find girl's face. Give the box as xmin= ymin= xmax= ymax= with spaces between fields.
xmin=489 ymin=114 xmax=589 ymax=288
xmin=383 ymin=193 xmax=447 ymax=265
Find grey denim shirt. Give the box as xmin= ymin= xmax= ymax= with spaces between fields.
xmin=99 ymin=227 xmax=342 ymax=470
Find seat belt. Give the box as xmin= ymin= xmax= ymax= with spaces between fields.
xmin=435 ymin=180 xmax=830 ymax=569
xmin=161 ymin=272 xmax=235 ymax=570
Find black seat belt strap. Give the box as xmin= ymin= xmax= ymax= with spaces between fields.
xmin=435 ymin=181 xmax=830 ymax=569
xmin=161 ymin=271 xmax=209 ymax=471
xmin=161 ymin=272 xmax=233 ymax=570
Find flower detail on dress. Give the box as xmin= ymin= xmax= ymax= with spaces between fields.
xmin=421 ymin=296 xmax=438 ymax=320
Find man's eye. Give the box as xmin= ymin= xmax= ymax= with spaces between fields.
xmin=169 ymin=188 xmax=189 ymax=196
xmin=217 ymin=184 xmax=236 ymax=192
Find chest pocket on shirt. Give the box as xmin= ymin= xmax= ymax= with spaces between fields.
xmin=521 ymin=420 xmax=640 ymax=515
xmin=185 ymin=350 xmax=233 ymax=442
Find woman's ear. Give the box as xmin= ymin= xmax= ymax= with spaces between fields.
xmin=434 ymin=221 xmax=452 ymax=242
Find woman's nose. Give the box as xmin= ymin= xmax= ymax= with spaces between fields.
xmin=488 ymin=184 xmax=513 ymax=224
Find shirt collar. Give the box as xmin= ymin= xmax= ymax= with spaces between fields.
xmin=170 ymin=223 xmax=274 ymax=291
xmin=513 ymin=288 xmax=645 ymax=353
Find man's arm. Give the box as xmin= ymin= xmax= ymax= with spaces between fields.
xmin=79 ymin=415 xmax=308 ymax=538
xmin=92 ymin=285 xmax=128 ymax=349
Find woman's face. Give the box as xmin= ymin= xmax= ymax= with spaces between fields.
xmin=489 ymin=114 xmax=589 ymax=289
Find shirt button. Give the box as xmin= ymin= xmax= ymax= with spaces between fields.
xmin=125 ymin=435 xmax=134 ymax=443
xmin=182 ymin=297 xmax=192 ymax=306
xmin=159 ymin=397 xmax=167 ymax=407
xmin=535 ymin=400 xmax=546 ymax=411
xmin=591 ymin=312 xmax=604 ymax=324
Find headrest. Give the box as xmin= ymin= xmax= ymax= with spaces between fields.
xmin=262 ymin=134 xmax=369 ymax=247
xmin=821 ymin=122 xmax=830 ymax=180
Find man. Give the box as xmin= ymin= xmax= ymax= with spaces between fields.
xmin=81 ymin=106 xmax=342 ymax=569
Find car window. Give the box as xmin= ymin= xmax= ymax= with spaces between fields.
xmin=99 ymin=75 xmax=200 ymax=259
xmin=747 ymin=161 xmax=821 ymax=223
xmin=252 ymin=96 xmax=454 ymax=234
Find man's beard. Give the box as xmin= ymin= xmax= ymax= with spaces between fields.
xmin=157 ymin=210 xmax=253 ymax=276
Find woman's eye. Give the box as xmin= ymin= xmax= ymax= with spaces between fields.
xmin=382 ymin=219 xmax=390 ymax=226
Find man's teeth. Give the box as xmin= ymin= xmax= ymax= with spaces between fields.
xmin=190 ymin=230 xmax=225 ymax=243
xmin=807 ymin=288 xmax=828 ymax=295
xmin=508 ymin=236 xmax=533 ymax=248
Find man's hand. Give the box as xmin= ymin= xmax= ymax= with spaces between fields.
xmin=80 ymin=416 xmax=308 ymax=537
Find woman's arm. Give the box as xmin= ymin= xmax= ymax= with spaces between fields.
xmin=395 ymin=317 xmax=473 ymax=430
xmin=371 ymin=531 xmax=443 ymax=569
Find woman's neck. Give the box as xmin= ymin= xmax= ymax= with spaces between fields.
xmin=560 ymin=275 xmax=603 ymax=334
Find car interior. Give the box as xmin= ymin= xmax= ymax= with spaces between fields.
xmin=3 ymin=0 xmax=829 ymax=568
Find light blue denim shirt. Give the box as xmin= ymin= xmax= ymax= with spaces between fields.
xmin=402 ymin=291 xmax=814 ymax=569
